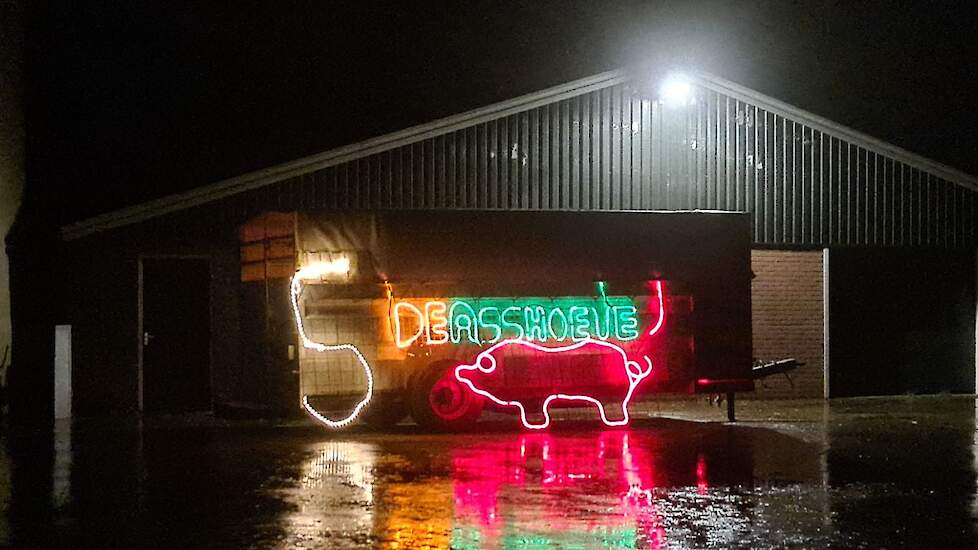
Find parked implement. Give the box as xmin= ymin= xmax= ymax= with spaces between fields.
xmin=280 ymin=210 xmax=754 ymax=430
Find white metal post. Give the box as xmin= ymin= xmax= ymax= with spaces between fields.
xmin=823 ymin=248 xmax=830 ymax=399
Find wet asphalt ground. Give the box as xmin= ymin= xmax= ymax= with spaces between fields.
xmin=1 ymin=396 xmax=976 ymax=549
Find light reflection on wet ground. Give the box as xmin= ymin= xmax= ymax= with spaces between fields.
xmin=1 ymin=396 xmax=977 ymax=548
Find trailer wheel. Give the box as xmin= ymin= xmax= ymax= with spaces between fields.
xmin=409 ymin=361 xmax=484 ymax=431
xmin=359 ymin=397 xmax=408 ymax=430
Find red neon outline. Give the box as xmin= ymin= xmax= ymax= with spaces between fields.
xmin=453 ymin=280 xmax=666 ymax=430
xmin=454 ymin=338 xmax=653 ymax=429
xmin=647 ymin=280 xmax=665 ymax=336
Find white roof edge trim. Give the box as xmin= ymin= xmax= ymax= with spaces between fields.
xmin=61 ymin=69 xmax=629 ymax=240
xmin=688 ymin=71 xmax=978 ymax=192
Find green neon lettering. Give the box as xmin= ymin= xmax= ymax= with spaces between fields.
xmin=501 ymin=306 xmax=525 ymax=339
xmin=592 ymin=306 xmax=613 ymax=339
xmin=547 ymin=308 xmax=569 ymax=341
xmin=614 ymin=305 xmax=639 ymax=340
xmin=449 ymin=301 xmax=481 ymax=344
xmin=395 ymin=296 xmax=640 ymax=347
xmin=478 ymin=306 xmax=502 ymax=343
xmin=568 ymin=306 xmax=591 ymax=341
xmin=523 ymin=306 xmax=547 ymax=341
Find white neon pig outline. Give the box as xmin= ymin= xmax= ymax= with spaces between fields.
xmin=453 ymin=280 xmax=665 ymax=430
xmin=454 ymin=338 xmax=654 ymax=430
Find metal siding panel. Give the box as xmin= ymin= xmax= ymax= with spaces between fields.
xmin=914 ymin=168 xmax=922 ymax=246
xmin=750 ymin=105 xmax=760 ymax=239
xmin=650 ymin=99 xmax=663 ymax=209
xmin=762 ymin=109 xmax=771 ymax=242
xmin=635 ymin=94 xmax=644 ymax=209
xmin=735 ymin=100 xmax=744 ymax=213
xmin=777 ymin=117 xmax=785 ymax=242
xmin=611 ymin=85 xmax=622 ymax=209
xmin=704 ymin=91 xmax=714 ymax=209
xmin=569 ymin=98 xmax=580 ymax=210
xmin=505 ymin=115 xmax=516 ymax=209
xmin=599 ymin=92 xmax=608 ymax=208
xmin=691 ymin=97 xmax=701 ymax=210
xmin=845 ymin=144 xmax=852 ymax=245
xmin=486 ymin=120 xmax=497 ymax=208
xmin=477 ymin=124 xmax=487 ymax=208
xmin=872 ymin=152 xmax=879 ymax=245
xmin=540 ymin=106 xmax=551 ymax=210
xmin=353 ymin=157 xmax=363 ymax=208
xmin=528 ymin=108 xmax=538 ymax=209
xmin=466 ymin=127 xmax=477 ymax=208
xmin=790 ymin=121 xmax=798 ymax=244
xmin=445 ymin=133 xmax=455 ymax=208
xmin=455 ymin=130 xmax=466 ymax=208
xmin=628 ymin=95 xmax=639 ymax=209
xmin=621 ymin=91 xmax=633 ymax=209
xmin=518 ymin=112 xmax=529 ymax=209
xmin=725 ymin=96 xmax=734 ymax=210
xmin=590 ymin=92 xmax=600 ymax=208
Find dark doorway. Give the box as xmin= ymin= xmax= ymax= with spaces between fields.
xmin=830 ymin=249 xmax=975 ymax=397
xmin=141 ymin=258 xmax=211 ymax=412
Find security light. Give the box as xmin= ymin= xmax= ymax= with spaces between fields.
xmin=660 ymin=75 xmax=691 ymax=105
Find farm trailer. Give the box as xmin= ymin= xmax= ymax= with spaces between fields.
xmin=257 ymin=210 xmax=753 ymax=430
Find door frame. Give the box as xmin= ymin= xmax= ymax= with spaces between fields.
xmin=137 ymin=254 xmax=212 ymax=413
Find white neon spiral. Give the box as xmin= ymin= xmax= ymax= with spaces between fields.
xmin=290 ymin=269 xmax=373 ymax=428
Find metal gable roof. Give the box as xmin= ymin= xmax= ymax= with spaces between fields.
xmin=62 ymin=68 xmax=977 ymax=240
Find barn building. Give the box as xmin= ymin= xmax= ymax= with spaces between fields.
xmin=21 ymin=68 xmax=977 ymax=421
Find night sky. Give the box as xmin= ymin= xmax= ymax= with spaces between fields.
xmin=26 ymin=0 xmax=978 ymax=226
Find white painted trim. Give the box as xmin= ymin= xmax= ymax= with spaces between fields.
xmin=54 ymin=325 xmax=72 ymax=419
xmin=823 ymin=248 xmax=830 ymax=399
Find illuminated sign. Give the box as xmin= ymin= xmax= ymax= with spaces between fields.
xmin=394 ymin=297 xmax=640 ymax=348
xmin=293 ymin=257 xmax=667 ymax=431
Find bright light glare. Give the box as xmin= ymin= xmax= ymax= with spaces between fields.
xmin=660 ymin=76 xmax=691 ymax=105
xmin=296 ymin=257 xmax=351 ymax=280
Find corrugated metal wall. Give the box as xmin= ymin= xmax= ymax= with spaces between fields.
xmin=227 ymin=82 xmax=976 ymax=248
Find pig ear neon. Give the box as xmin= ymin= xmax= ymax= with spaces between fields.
xmin=477 ymin=355 xmax=496 ymax=371
xmin=626 ymin=356 xmax=654 ymax=379
xmin=291 ymin=267 xmax=374 ymax=428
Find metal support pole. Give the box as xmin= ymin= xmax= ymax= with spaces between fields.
xmin=726 ymin=392 xmax=736 ymax=422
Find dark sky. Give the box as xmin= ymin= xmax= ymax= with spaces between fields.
xmin=27 ymin=0 xmax=978 ymax=225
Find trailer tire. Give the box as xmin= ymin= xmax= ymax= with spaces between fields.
xmin=409 ymin=361 xmax=484 ymax=431
xmin=359 ymin=397 xmax=408 ymax=430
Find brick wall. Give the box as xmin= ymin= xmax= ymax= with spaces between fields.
xmin=750 ymin=250 xmax=824 ymax=398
